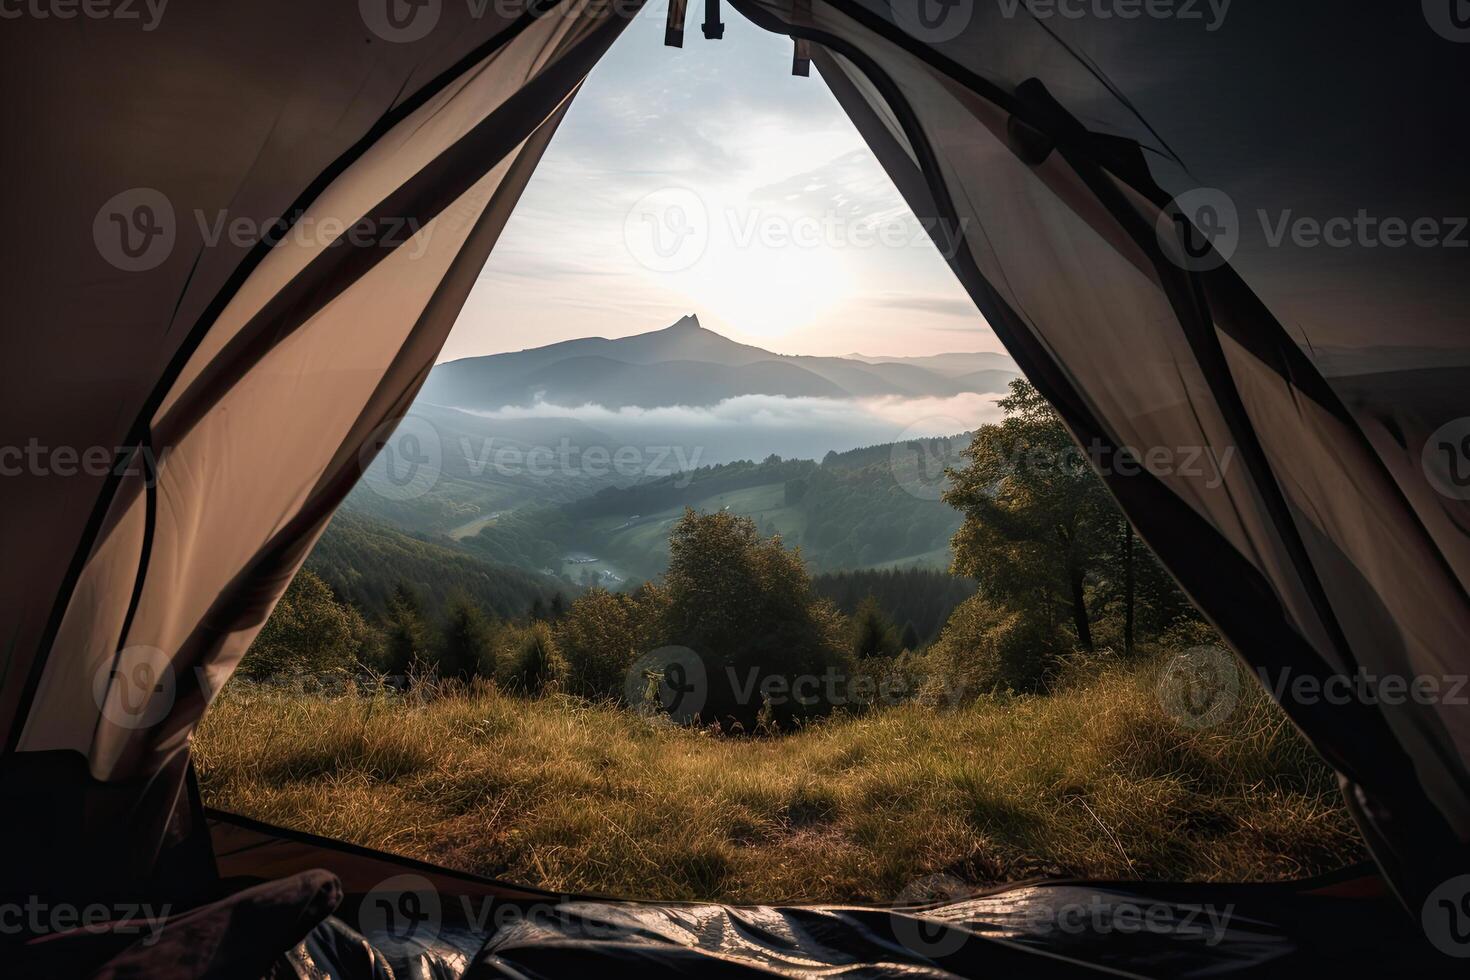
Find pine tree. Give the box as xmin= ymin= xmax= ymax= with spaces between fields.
xmin=383 ymin=583 xmax=430 ymax=675
xmin=436 ymin=596 xmax=496 ymax=680
xmin=851 ymin=595 xmax=900 ymax=659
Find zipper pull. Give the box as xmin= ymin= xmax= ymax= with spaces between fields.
xmin=791 ymin=0 xmax=811 ymax=76
xmin=792 ymin=38 xmax=811 ymax=76
xmin=665 ymin=0 xmax=688 ymax=46
xmin=702 ymin=0 xmax=725 ymax=39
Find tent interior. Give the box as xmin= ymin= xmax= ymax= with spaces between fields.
xmin=1 ymin=0 xmax=1467 ymax=975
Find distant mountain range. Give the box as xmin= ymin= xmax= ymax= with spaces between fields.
xmin=419 ymin=314 xmax=1020 ymax=411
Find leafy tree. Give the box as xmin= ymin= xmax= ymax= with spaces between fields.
xmin=241 ymin=570 xmax=371 ymax=678
xmin=851 ymin=595 xmax=900 ymax=659
xmin=942 ymin=379 xmax=1206 ymax=660
xmin=1093 ymin=523 xmax=1205 ymax=654
xmin=663 ymin=509 xmax=850 ymax=726
xmin=944 ymin=379 xmax=1116 ymax=650
xmin=435 ymin=595 xmax=496 ymax=680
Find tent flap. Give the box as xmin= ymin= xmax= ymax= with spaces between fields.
xmin=0 ymin=0 xmax=642 ymax=899
xmin=729 ymin=0 xmax=1470 ymax=912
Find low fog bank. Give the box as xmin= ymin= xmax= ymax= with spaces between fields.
xmin=462 ymin=392 xmax=1003 ymax=467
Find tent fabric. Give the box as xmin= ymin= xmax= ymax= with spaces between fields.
xmin=1 ymin=0 xmax=562 ymax=742
xmin=0 ymin=0 xmax=642 ymax=897
xmin=729 ymin=0 xmax=1470 ymax=911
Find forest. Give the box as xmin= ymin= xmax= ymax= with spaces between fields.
xmin=246 ymin=380 xmax=1210 ymax=720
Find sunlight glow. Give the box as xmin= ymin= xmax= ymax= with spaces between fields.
xmin=675 ymin=218 xmax=856 ymax=341
xmin=443 ymin=6 xmax=1000 ymax=361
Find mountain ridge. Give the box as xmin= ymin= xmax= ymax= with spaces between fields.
xmin=421 ymin=314 xmax=1020 ymax=411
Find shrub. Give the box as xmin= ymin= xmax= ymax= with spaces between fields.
xmin=553 ymin=584 xmax=668 ymax=699
xmin=1158 ymin=617 xmax=1224 ymax=651
xmin=500 ymin=622 xmax=566 ymax=695
xmin=240 ymin=570 xmax=373 ymax=678
xmin=924 ymin=594 xmax=1070 ymax=698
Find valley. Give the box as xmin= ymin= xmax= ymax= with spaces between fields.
xmin=339 ymin=314 xmax=1017 ymax=594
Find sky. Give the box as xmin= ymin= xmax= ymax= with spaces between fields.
xmin=439 ymin=4 xmax=1001 ymax=362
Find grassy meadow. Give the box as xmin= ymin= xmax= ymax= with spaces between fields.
xmin=194 ymin=653 xmax=1364 ymax=904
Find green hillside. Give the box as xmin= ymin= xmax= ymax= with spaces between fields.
xmin=460 ymin=446 xmax=967 ymax=585
xmin=306 ymin=510 xmax=562 ymax=622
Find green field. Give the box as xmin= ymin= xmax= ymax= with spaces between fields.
xmin=447 ymin=510 xmax=504 ymax=541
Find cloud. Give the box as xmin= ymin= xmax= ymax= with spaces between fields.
xmin=469 ymin=392 xmax=1003 ymax=436
xmin=873 ymin=295 xmax=983 ymax=319
xmin=749 ymin=149 xmax=910 ymax=229
xmin=555 ymin=11 xmax=855 ymax=180
xmin=457 ymin=394 xmax=1001 ymax=464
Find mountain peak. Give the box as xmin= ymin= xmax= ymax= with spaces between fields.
xmin=667 ymin=313 xmax=702 ymax=331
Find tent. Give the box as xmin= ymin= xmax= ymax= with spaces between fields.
xmin=0 ymin=0 xmax=1466 ymax=973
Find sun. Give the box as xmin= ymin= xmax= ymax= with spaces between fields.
xmin=670 ymin=199 xmax=856 ymax=342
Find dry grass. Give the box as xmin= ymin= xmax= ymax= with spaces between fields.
xmin=193 ymin=656 xmax=1364 ymax=904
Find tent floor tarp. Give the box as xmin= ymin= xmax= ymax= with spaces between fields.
xmin=107 ymin=810 xmax=1438 ymax=977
